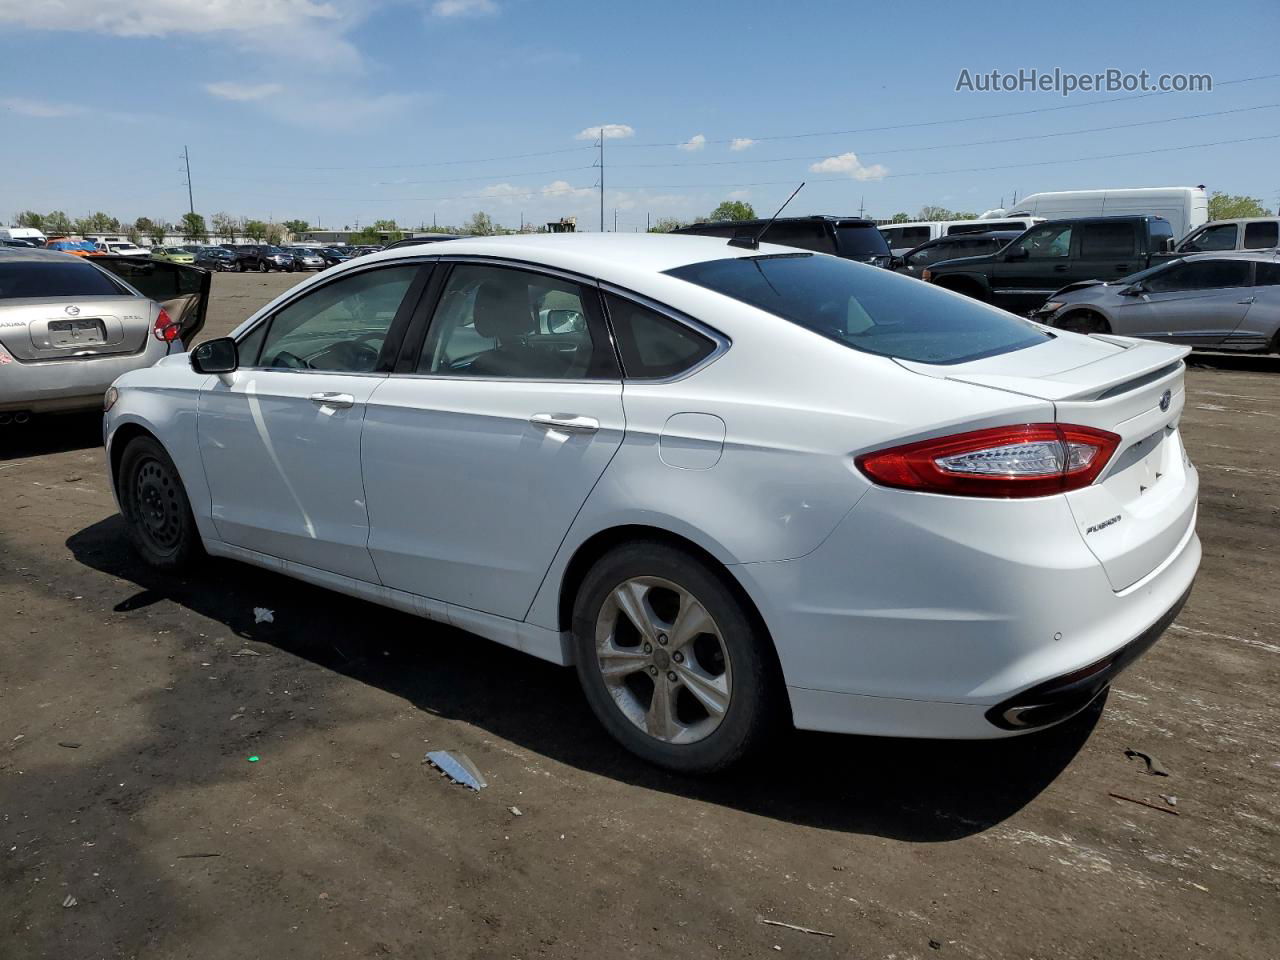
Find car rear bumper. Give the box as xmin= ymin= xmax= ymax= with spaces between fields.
xmin=732 ymin=483 xmax=1201 ymax=739
xmin=0 ymin=345 xmax=170 ymax=413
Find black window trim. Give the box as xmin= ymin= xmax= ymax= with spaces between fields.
xmin=395 ymin=254 xmax=624 ymax=384
xmin=232 ymin=257 xmax=436 ymax=375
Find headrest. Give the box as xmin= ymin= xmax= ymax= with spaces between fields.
xmin=473 ymin=281 xmax=533 ymax=340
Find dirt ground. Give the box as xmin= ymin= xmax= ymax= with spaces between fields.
xmin=2 ymin=271 xmax=1277 ymax=959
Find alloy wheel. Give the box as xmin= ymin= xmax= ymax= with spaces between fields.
xmin=594 ymin=576 xmax=733 ymax=744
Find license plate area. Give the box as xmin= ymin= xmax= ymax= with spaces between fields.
xmin=48 ymin=318 xmax=106 ymax=347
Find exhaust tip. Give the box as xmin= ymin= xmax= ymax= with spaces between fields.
xmin=0 ymin=413 xmax=12 ymax=426
xmin=13 ymin=411 xmax=30 ymax=424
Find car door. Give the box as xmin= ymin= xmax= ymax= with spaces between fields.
xmin=1114 ymin=258 xmax=1255 ymax=345
xmin=1073 ymin=220 xmax=1141 ymax=286
xmin=1225 ymin=260 xmax=1280 ymax=350
xmin=360 ymin=260 xmax=625 ymax=621
xmin=989 ymin=221 xmax=1074 ymax=312
xmin=93 ymin=256 xmax=211 ymax=344
xmin=197 ymin=262 xmax=428 ymax=581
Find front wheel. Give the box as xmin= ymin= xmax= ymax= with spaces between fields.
xmin=259 ymin=260 xmax=269 ymax=273
xmin=1056 ymin=310 xmax=1110 ymax=335
xmin=118 ymin=436 xmax=203 ymax=571
xmin=572 ymin=541 xmax=783 ymax=773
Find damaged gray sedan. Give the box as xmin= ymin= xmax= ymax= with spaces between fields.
xmin=0 ymin=248 xmax=209 ymax=420
xmin=1034 ymin=251 xmax=1280 ymax=354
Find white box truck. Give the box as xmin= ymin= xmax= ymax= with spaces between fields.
xmin=1004 ymin=187 xmax=1208 ymax=241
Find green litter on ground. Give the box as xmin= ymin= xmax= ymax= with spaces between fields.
xmin=247 ymin=756 xmax=259 ymax=763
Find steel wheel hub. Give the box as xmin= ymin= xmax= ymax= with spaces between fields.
xmin=134 ymin=459 xmax=181 ymax=551
xmin=594 ymin=576 xmax=732 ymax=745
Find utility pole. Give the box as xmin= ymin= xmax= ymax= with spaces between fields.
xmin=183 ymin=146 xmax=194 ymax=215
xmin=598 ymin=128 xmax=605 ymax=232
xmin=613 ymin=208 xmax=617 ymax=232
xmin=858 ymin=194 xmax=865 ymax=218
xmin=646 ymin=211 xmax=650 ymax=232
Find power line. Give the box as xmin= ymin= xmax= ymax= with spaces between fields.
xmin=612 ymin=72 xmax=1280 ymax=149
xmin=608 ymin=102 xmax=1280 ymax=169
xmin=214 ymin=71 xmax=1280 ymax=174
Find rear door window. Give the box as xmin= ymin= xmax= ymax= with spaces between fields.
xmin=1243 ymin=221 xmax=1279 ymax=249
xmin=758 ymin=222 xmax=833 ymax=253
xmin=667 ymin=253 xmax=1048 ymax=365
xmin=834 ymin=225 xmax=891 ymax=258
xmin=1255 ymin=262 xmax=1280 ymax=285
xmin=1079 ymin=221 xmax=1136 ymax=257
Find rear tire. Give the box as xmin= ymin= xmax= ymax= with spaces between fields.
xmin=1056 ymin=310 xmax=1110 ymax=335
xmin=118 ymin=436 xmax=203 ymax=571
xmin=571 ymin=541 xmax=783 ymax=773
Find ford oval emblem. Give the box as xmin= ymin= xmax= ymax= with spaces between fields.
xmin=65 ymin=305 xmax=80 ymax=316
xmin=1159 ymin=389 xmax=1172 ymax=412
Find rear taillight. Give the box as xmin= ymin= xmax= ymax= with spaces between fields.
xmin=856 ymin=423 xmax=1120 ymax=498
xmin=153 ymin=307 xmax=179 ymax=343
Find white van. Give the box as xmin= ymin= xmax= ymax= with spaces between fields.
xmin=879 ymin=217 xmax=1042 ymax=254
xmin=0 ymin=227 xmax=47 ymax=246
xmin=1004 ymin=187 xmax=1208 ymax=242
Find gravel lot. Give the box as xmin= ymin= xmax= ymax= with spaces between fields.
xmin=2 ymin=271 xmax=1277 ymax=959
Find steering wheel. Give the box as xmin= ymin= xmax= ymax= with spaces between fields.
xmin=270 ymin=351 xmax=309 ymax=369
xmin=324 ymin=339 xmax=381 ymax=370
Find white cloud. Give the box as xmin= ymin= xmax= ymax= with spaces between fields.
xmin=574 ymin=123 xmax=634 ymax=141
xmin=727 ymin=189 xmax=751 ymax=201
xmin=0 ymin=0 xmax=340 ymax=36
xmin=478 ymin=180 xmax=594 ymax=204
xmin=204 ymin=81 xmax=284 ymax=101
xmin=729 ymin=138 xmax=756 ymax=151
xmin=677 ymin=133 xmax=706 ymax=152
xmin=0 ymin=96 xmax=83 ymax=118
xmin=0 ymin=0 xmax=365 ymax=68
xmin=431 ymin=0 xmax=496 ymax=16
xmin=809 ymin=151 xmax=889 ymax=181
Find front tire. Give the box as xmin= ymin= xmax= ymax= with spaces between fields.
xmin=1056 ymin=310 xmax=1110 ymax=335
xmin=572 ymin=541 xmax=782 ymax=773
xmin=118 ymin=436 xmax=202 ymax=571
xmin=259 ymin=260 xmax=269 ymax=273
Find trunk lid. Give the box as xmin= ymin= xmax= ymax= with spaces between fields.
xmin=899 ymin=333 xmax=1197 ymax=591
xmin=0 ymin=296 xmax=152 ymax=360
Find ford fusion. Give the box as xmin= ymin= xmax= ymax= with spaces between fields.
xmin=102 ymin=234 xmax=1199 ymax=772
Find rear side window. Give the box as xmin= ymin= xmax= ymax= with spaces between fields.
xmin=882 ymin=226 xmax=931 ymax=249
xmin=1080 ymin=222 xmax=1136 ymax=257
xmin=1244 ymin=221 xmax=1279 ymax=249
xmin=604 ymin=292 xmax=716 ymax=379
xmin=666 ymin=253 xmax=1048 ymax=365
xmin=0 ymin=260 xmax=123 ymax=299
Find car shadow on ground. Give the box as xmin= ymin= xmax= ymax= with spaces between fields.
xmin=0 ymin=411 xmax=102 ymax=459
xmin=1185 ymin=352 xmax=1280 ymax=375
xmin=68 ymin=515 xmax=1098 ymax=843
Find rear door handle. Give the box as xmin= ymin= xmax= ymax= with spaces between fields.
xmin=529 ymin=413 xmax=599 ymax=434
xmin=1114 ymin=264 xmax=1130 ymax=271
xmin=1237 ymin=297 xmax=1256 ymax=304
xmin=309 ymin=392 xmax=355 ymax=409
xmin=1052 ymin=264 xmax=1068 ymax=272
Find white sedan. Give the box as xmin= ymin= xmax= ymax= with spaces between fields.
xmin=103 ymin=234 xmax=1200 ymax=772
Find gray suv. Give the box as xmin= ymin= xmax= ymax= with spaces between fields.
xmin=1033 ymin=251 xmax=1280 ymax=354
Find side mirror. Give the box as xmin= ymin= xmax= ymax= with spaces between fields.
xmin=546 ymin=309 xmax=585 ymax=334
xmin=888 ymin=255 xmax=905 ymax=270
xmin=1117 ymin=283 xmax=1145 ymax=297
xmin=1004 ymin=246 xmax=1028 ymax=261
xmin=1161 ymin=237 xmax=1175 ymax=253
xmin=191 ymin=337 xmax=238 ymax=374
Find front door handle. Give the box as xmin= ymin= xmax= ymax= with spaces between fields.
xmin=529 ymin=413 xmax=599 ymax=435
xmin=1052 ymin=264 xmax=1068 ymax=272
xmin=309 ymin=392 xmax=355 ymax=409
xmin=1114 ymin=264 xmax=1130 ymax=272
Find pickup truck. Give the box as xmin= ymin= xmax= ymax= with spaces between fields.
xmin=922 ymin=215 xmax=1176 ymax=313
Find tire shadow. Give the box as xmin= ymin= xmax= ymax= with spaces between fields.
xmin=67 ymin=514 xmax=1097 ymax=843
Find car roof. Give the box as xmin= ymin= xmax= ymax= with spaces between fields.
xmin=676 ymin=215 xmax=876 ymax=232
xmin=0 ymin=246 xmax=88 ymax=264
xmin=357 ymin=232 xmax=805 ymax=275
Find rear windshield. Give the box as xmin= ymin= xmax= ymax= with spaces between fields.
xmin=0 ymin=260 xmax=124 ymax=299
xmin=665 ymin=253 xmax=1049 ymax=365
xmin=835 ymin=225 xmax=891 ymax=258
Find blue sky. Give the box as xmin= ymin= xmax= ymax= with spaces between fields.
xmin=1 ymin=0 xmax=1277 ymax=231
